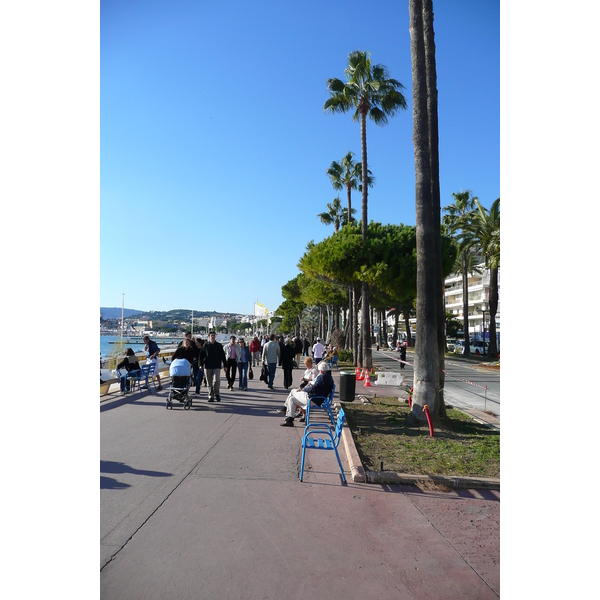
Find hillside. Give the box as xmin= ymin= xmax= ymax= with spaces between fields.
xmin=101 ymin=308 xmax=243 ymax=321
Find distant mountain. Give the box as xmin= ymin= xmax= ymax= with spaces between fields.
xmin=101 ymin=307 xmax=143 ymax=320
xmin=101 ymin=308 xmax=245 ymax=321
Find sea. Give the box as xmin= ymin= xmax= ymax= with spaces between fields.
xmin=100 ymin=334 xmax=232 ymax=358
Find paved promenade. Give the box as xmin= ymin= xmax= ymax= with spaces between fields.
xmin=101 ymin=363 xmax=499 ymax=599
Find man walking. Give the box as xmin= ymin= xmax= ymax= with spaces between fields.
xmin=312 ymin=337 xmax=324 ymax=365
xmin=200 ymin=331 xmax=227 ymax=402
xmin=249 ymin=335 xmax=262 ymax=367
xmin=224 ymin=335 xmax=240 ymax=390
xmin=262 ymin=334 xmax=280 ymax=390
xmin=142 ymin=335 xmax=163 ymax=391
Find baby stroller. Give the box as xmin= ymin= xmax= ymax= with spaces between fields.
xmin=167 ymin=358 xmax=192 ymax=410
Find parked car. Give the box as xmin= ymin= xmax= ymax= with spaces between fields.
xmin=453 ymin=340 xmax=465 ymax=355
xmin=446 ymin=338 xmax=458 ymax=352
xmin=470 ymin=340 xmax=489 ymax=356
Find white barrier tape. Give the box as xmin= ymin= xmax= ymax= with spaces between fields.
xmin=441 ymin=371 xmax=488 ymax=390
xmin=379 ymin=354 xmax=413 ymax=368
xmin=377 ymin=353 xmax=487 ymax=391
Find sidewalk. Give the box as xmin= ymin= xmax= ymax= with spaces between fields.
xmin=101 ymin=364 xmax=499 ymax=599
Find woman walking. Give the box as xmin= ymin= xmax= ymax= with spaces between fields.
xmin=237 ymin=338 xmax=252 ymax=390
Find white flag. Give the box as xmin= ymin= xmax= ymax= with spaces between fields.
xmin=255 ymin=302 xmax=268 ymax=317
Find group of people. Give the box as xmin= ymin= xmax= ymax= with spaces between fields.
xmin=115 ymin=334 xmax=164 ymax=393
xmin=115 ymin=332 xmax=338 ymax=412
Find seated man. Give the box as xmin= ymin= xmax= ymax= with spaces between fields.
xmin=280 ymin=360 xmax=334 ymax=427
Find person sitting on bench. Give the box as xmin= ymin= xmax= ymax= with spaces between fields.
xmin=280 ymin=360 xmax=333 ymax=427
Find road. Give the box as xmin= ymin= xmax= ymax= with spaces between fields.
xmin=372 ymin=349 xmax=500 ymax=418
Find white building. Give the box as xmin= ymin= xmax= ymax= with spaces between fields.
xmin=384 ymin=263 xmax=500 ymax=342
xmin=444 ymin=263 xmax=500 ymax=340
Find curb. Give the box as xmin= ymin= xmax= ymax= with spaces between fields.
xmin=365 ymin=471 xmax=500 ymax=490
xmin=335 ymin=398 xmax=500 ymax=489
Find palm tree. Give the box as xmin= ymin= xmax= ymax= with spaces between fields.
xmin=326 ymin=151 xmax=367 ymax=363
xmin=317 ymin=197 xmax=344 ymax=232
xmin=409 ymin=0 xmax=440 ymax=422
xmin=469 ymin=198 xmax=500 ymax=359
xmin=326 ymin=151 xmax=374 ymax=225
xmin=443 ymin=190 xmax=478 ymax=357
xmin=324 ymin=50 xmax=407 ymax=369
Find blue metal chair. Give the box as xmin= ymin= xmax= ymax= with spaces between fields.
xmin=305 ymin=384 xmax=336 ymax=426
xmin=300 ymin=407 xmax=346 ymax=483
xmin=138 ymin=363 xmax=157 ymax=394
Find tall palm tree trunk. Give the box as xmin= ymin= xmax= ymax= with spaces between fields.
xmin=423 ymin=0 xmax=446 ymax=419
xmin=462 ymin=251 xmax=471 ymax=356
xmin=352 ymin=285 xmax=359 ymax=365
xmin=487 ymin=265 xmax=499 ymax=358
xmin=409 ymin=0 xmax=439 ymax=424
xmin=346 ymin=183 xmax=352 ymax=224
xmin=360 ymin=110 xmax=372 ymax=370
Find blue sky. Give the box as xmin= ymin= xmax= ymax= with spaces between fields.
xmin=100 ymin=0 xmax=500 ymax=313
xmin=100 ymin=0 xmax=499 ymax=315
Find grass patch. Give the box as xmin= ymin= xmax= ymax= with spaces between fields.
xmin=343 ymin=396 xmax=499 ymax=478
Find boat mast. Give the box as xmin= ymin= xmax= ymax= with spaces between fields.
xmin=121 ymin=293 xmax=124 ymax=342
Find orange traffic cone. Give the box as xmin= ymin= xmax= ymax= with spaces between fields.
xmin=364 ymin=370 xmax=371 ymax=386
xmin=355 ymin=366 xmax=360 ymax=379
xmin=357 ymin=368 xmax=364 ymax=381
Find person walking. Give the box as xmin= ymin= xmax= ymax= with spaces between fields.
xmin=142 ymin=335 xmax=163 ymax=391
xmin=249 ymin=335 xmax=262 ymax=367
xmin=171 ymin=337 xmax=194 ymax=364
xmin=193 ymin=338 xmax=205 ymax=396
xmin=262 ymin=334 xmax=280 ymax=389
xmin=224 ymin=335 xmax=240 ymax=390
xmin=312 ymin=337 xmax=325 ymax=365
xmin=293 ymin=337 xmax=303 ymax=368
xmin=281 ymin=337 xmax=295 ymax=390
xmin=200 ymin=331 xmax=227 ymax=402
xmin=400 ymin=342 xmax=406 ymax=369
xmin=302 ymin=336 xmax=310 ymax=357
xmin=237 ymin=338 xmax=251 ymax=391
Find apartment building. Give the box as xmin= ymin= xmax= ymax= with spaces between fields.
xmin=384 ymin=263 xmax=500 ymax=343
xmin=444 ymin=263 xmax=500 ymax=341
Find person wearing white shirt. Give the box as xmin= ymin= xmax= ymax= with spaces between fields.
xmin=312 ymin=337 xmax=325 ymax=364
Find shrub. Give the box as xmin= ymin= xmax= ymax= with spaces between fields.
xmin=338 ymin=349 xmax=353 ymax=362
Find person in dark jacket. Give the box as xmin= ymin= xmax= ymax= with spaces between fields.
xmin=116 ymin=348 xmax=141 ymax=393
xmin=280 ymin=361 xmax=334 ymax=427
xmin=200 ymin=331 xmax=227 ymax=402
xmin=281 ymin=337 xmax=295 ymax=389
xmin=193 ymin=338 xmax=205 ymax=396
xmin=143 ymin=335 xmax=163 ymax=391
xmin=400 ymin=342 xmax=407 ymax=369
xmin=293 ymin=337 xmax=303 ymax=367
xmin=302 ymin=336 xmax=310 ymax=357
xmin=171 ymin=337 xmax=194 ymax=364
